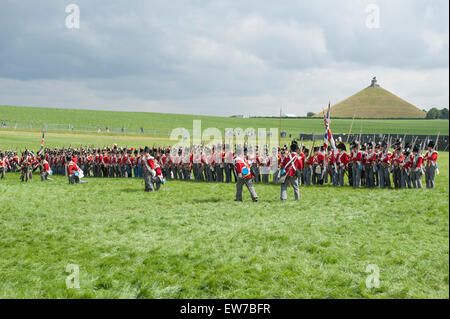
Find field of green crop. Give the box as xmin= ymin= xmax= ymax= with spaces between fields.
xmin=0 ymin=105 xmax=448 ymax=135
xmin=0 ymin=153 xmax=448 ymax=298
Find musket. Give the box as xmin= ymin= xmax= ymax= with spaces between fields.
xmin=401 ymin=133 xmax=406 ymax=149
xmin=346 ymin=109 xmax=356 ymax=144
xmin=299 ymin=136 xmax=303 ymax=155
xmin=432 ymin=132 xmax=440 ymax=151
xmin=414 ymin=138 xmax=426 ymax=171
xmin=307 ymin=136 xmax=316 ymax=160
xmin=358 ymin=120 xmax=363 ymax=143
xmin=410 ymin=136 xmax=418 ymax=150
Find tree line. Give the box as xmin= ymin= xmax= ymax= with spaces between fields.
xmin=424 ymin=107 xmax=449 ymax=119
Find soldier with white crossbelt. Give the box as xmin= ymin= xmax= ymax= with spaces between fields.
xmin=280 ymin=142 xmax=300 ymax=201
xmin=424 ymin=140 xmax=438 ymax=189
xmin=141 ymin=147 xmax=156 ymax=192
xmin=410 ymin=145 xmax=424 ymax=189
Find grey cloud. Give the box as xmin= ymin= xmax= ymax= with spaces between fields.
xmin=0 ymin=0 xmax=448 ymax=115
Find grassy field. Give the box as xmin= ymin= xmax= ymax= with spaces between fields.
xmin=0 ymin=153 xmax=448 ymax=298
xmin=0 ymin=105 xmax=447 ymax=135
xmin=314 ymin=87 xmax=426 ymax=119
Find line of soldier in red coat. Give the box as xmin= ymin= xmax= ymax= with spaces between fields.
xmin=0 ymin=138 xmax=439 ymax=196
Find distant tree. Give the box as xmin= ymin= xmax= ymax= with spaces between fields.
xmin=306 ymin=112 xmax=315 ymax=118
xmin=426 ymin=107 xmax=440 ymax=119
xmin=439 ymin=108 xmax=449 ymax=119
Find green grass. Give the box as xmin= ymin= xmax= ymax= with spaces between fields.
xmin=0 ymin=154 xmax=448 ymax=298
xmin=1 ymin=105 xmax=447 ymax=135
xmin=314 ymin=86 xmax=426 ymax=119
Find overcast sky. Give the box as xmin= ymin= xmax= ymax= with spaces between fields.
xmin=0 ymin=0 xmax=448 ymax=116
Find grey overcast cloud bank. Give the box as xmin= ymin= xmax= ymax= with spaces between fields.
xmin=0 ymin=0 xmax=448 ymax=116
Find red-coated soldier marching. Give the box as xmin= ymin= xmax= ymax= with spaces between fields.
xmin=234 ymin=146 xmax=258 ymax=202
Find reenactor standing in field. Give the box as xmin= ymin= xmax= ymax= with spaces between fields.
xmin=373 ymin=143 xmax=381 ymax=187
xmin=391 ymin=144 xmax=404 ymax=189
xmin=113 ymin=151 xmax=120 ymax=177
xmin=378 ymin=141 xmax=391 ymax=188
xmin=93 ymin=149 xmax=100 ymax=177
xmin=234 ymin=146 xmax=258 ymax=202
xmin=351 ymin=142 xmax=362 ymax=188
xmin=125 ymin=149 xmax=133 ymax=178
xmin=153 ymin=158 xmax=165 ymax=190
xmin=364 ymin=144 xmax=377 ymax=188
xmin=87 ymin=151 xmax=94 ymax=177
xmin=11 ymin=152 xmax=19 ymax=172
xmin=311 ymin=147 xmax=320 ymax=185
xmin=131 ymin=149 xmax=139 ymax=178
xmin=336 ymin=143 xmax=349 ymax=187
xmin=224 ymin=144 xmax=234 ymax=183
xmin=141 ymin=147 xmax=156 ymax=192
xmin=401 ymin=145 xmax=413 ymax=189
xmin=303 ymin=148 xmax=313 ymax=186
xmin=213 ymin=146 xmax=223 ymax=182
xmin=19 ymin=150 xmax=32 ymax=182
xmin=182 ymin=147 xmax=192 ymax=180
xmin=101 ymin=150 xmax=108 ymax=177
xmin=280 ymin=142 xmax=300 ymax=200
xmin=0 ymin=152 xmax=11 ymax=179
xmin=137 ymin=148 xmax=144 ymax=178
xmin=360 ymin=144 xmax=366 ymax=187
xmin=251 ymin=147 xmax=261 ymax=184
xmin=193 ymin=146 xmax=203 ymax=181
xmin=296 ymin=146 xmax=305 ymax=186
xmin=411 ymin=145 xmax=424 ymax=189
xmin=347 ymin=145 xmax=353 ymax=187
xmin=424 ymin=141 xmax=438 ymax=188
xmin=327 ymin=146 xmax=338 ymax=186
xmin=272 ymin=147 xmax=281 ymax=185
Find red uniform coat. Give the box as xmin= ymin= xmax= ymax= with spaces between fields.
xmin=281 ymin=152 xmax=299 ymax=177
xmin=68 ymin=161 xmax=79 ymax=175
xmin=234 ymin=156 xmax=252 ymax=179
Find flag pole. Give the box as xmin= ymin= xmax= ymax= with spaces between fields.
xmin=346 ymin=108 xmax=357 ymax=144
xmin=279 ymin=107 xmax=282 ymax=140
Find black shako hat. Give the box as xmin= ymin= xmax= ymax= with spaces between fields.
xmin=337 ymin=143 xmax=346 ymax=151
xmin=290 ymin=142 xmax=298 ymax=152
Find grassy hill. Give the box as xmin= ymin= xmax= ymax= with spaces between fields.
xmin=314 ymin=86 xmax=426 ymax=119
xmin=0 ymin=105 xmax=446 ymax=136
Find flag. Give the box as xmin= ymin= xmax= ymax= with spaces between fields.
xmin=38 ymin=131 xmax=45 ymax=156
xmin=323 ymin=101 xmax=337 ymax=152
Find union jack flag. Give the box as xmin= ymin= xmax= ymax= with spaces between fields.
xmin=323 ymin=101 xmax=336 ymax=152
